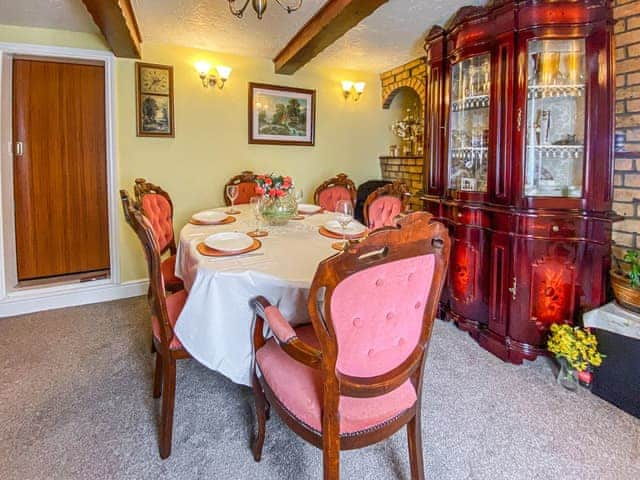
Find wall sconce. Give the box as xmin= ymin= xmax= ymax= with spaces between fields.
xmin=342 ymin=80 xmax=365 ymax=102
xmin=196 ymin=61 xmax=232 ymax=90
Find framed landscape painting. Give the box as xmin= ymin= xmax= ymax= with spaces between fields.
xmin=248 ymin=83 xmax=315 ymax=146
xmin=136 ymin=62 xmax=175 ymax=137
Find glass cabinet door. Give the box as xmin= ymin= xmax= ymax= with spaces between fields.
xmin=524 ymin=39 xmax=586 ymax=198
xmin=448 ymin=54 xmax=491 ymax=193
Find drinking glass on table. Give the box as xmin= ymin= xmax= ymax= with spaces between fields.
xmin=334 ymin=199 xmax=354 ymax=250
xmin=226 ymin=184 xmax=240 ymax=214
xmin=249 ymin=196 xmax=267 ymax=237
xmin=294 ymin=187 xmax=304 ymax=204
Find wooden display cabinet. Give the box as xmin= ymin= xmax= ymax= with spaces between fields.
xmin=421 ymin=0 xmax=619 ymax=363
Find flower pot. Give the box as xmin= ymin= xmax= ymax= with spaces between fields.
xmin=261 ymin=194 xmax=296 ymax=226
xmin=610 ymin=270 xmax=640 ymax=313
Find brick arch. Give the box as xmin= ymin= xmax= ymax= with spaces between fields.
xmin=382 ymin=81 xmax=426 ymax=109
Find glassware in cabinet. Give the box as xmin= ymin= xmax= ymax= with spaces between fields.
xmin=524 ymin=39 xmax=586 ymax=198
xmin=448 ymin=54 xmax=491 ymax=193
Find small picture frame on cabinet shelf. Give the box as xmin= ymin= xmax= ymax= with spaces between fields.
xmin=461 ymin=178 xmax=477 ymax=191
xmin=136 ymin=62 xmax=175 ymax=137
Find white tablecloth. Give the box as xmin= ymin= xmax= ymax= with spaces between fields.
xmin=174 ymin=204 xmax=343 ymax=386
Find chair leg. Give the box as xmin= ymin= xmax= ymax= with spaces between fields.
xmin=158 ymin=357 xmax=176 ymax=459
xmin=322 ymin=436 xmax=340 ymax=480
xmin=152 ymin=352 xmax=163 ymax=399
xmin=251 ymin=373 xmax=267 ymax=462
xmin=407 ymin=412 xmax=425 ymax=480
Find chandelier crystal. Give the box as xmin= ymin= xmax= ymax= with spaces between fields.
xmin=228 ymin=0 xmax=303 ymax=19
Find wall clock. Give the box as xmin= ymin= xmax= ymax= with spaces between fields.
xmin=135 ymin=62 xmax=175 ymax=137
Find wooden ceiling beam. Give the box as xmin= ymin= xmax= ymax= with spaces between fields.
xmin=274 ymin=0 xmax=389 ymax=75
xmin=82 ymin=0 xmax=142 ymax=58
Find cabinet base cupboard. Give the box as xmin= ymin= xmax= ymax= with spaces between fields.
xmin=421 ymin=0 xmax=619 ymax=363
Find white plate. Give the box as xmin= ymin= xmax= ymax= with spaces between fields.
xmin=192 ymin=210 xmax=228 ymax=224
xmin=204 ymin=232 xmax=254 ymax=252
xmin=298 ymin=203 xmax=322 ymax=214
xmin=324 ymin=219 xmax=366 ymax=236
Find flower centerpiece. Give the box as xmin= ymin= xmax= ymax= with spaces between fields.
xmin=254 ymin=173 xmax=296 ymax=225
xmin=547 ymin=324 xmax=604 ymax=391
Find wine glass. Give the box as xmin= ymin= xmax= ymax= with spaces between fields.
xmin=334 ymin=199 xmax=354 ymax=250
xmin=295 ymin=187 xmax=304 ymax=205
xmin=226 ymin=184 xmax=240 ymax=214
xmin=249 ymin=196 xmax=266 ymax=237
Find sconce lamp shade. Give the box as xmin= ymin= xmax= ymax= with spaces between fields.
xmin=341 ymin=80 xmax=354 ymax=92
xmin=195 ymin=61 xmax=212 ymax=76
xmin=354 ymin=82 xmax=366 ymax=93
xmin=216 ymin=65 xmax=232 ymax=80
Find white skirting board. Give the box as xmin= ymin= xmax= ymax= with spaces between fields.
xmin=0 ymin=279 xmax=149 ymax=318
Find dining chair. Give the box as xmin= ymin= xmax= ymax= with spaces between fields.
xmin=363 ymin=181 xmax=411 ymax=231
xmin=133 ymin=178 xmax=183 ymax=293
xmin=121 ymin=190 xmax=191 ymax=459
xmin=313 ymin=173 xmax=357 ymax=212
xmin=250 ymin=211 xmax=450 ymax=480
xmin=224 ymin=170 xmax=258 ymax=206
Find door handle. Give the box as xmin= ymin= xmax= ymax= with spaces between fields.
xmin=15 ymin=142 xmax=24 ymax=156
xmin=507 ymin=276 xmax=517 ymax=301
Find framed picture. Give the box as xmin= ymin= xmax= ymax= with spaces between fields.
xmin=136 ymin=62 xmax=174 ymax=137
xmin=248 ymin=82 xmax=315 ymax=146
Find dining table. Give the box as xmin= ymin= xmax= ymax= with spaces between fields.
xmin=173 ymin=203 xmax=358 ymax=386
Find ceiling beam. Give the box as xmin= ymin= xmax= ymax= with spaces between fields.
xmin=82 ymin=0 xmax=142 ymax=58
xmin=274 ymin=0 xmax=389 ymax=75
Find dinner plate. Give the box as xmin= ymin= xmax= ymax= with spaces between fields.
xmin=298 ymin=203 xmax=322 ymax=214
xmin=324 ymin=219 xmax=366 ymax=236
xmin=192 ymin=210 xmax=228 ymax=224
xmin=204 ymin=232 xmax=254 ymax=252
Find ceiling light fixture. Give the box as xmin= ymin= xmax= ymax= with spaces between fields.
xmin=228 ymin=0 xmax=303 ymax=20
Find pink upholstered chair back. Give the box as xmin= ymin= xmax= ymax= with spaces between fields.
xmin=366 ymin=196 xmax=402 ymax=230
xmin=330 ymin=254 xmax=435 ymax=377
xmin=141 ymin=194 xmax=174 ymax=252
xmin=308 ymin=212 xmax=450 ymax=399
xmin=225 ymin=171 xmax=257 ymax=206
xmin=318 ymin=186 xmax=352 ymax=212
xmin=235 ymin=182 xmax=258 ymax=205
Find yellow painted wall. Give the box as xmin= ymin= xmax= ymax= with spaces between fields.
xmin=0 ymin=25 xmax=391 ymax=282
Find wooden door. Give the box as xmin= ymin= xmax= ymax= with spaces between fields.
xmin=12 ymin=59 xmax=109 ymax=281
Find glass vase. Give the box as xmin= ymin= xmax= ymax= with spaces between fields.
xmin=556 ymin=357 xmax=578 ymax=391
xmin=261 ymin=193 xmax=296 ymax=226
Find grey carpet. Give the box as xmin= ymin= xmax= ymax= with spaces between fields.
xmin=0 ymin=297 xmax=638 ymax=480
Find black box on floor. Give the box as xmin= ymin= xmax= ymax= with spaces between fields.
xmin=591 ymin=328 xmax=640 ymax=419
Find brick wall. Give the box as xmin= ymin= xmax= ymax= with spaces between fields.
xmin=613 ymin=0 xmax=640 ymax=252
xmin=380 ymin=58 xmax=427 ymax=210
xmin=379 ymin=156 xmax=424 ymax=210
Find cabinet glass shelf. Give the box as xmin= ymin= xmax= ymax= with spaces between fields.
xmin=524 ymin=39 xmax=586 ymax=197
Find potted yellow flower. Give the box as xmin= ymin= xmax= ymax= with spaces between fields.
xmin=547 ymin=324 xmax=604 ymax=391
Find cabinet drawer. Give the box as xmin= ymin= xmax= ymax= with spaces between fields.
xmin=518 ymin=217 xmax=585 ymax=238
xmin=446 ymin=206 xmax=490 ymax=227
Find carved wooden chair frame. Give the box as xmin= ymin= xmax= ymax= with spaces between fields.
xmin=224 ymin=170 xmax=257 ymax=206
xmin=362 ymin=180 xmax=411 ymax=228
xmin=251 ymin=212 xmax=450 ymax=479
xmin=120 ymin=190 xmax=190 ymax=459
xmin=313 ymin=173 xmax=357 ymax=206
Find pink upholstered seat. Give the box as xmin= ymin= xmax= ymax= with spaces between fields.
xmin=257 ymin=325 xmax=416 ymax=434
xmin=318 ymin=186 xmax=352 ymax=212
xmin=160 ymin=255 xmax=183 ymax=292
xmin=366 ymin=196 xmax=402 ymax=230
xmin=151 ymin=289 xmax=187 ymax=351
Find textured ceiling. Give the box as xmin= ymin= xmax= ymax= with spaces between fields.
xmin=0 ymin=0 xmax=485 ymax=73
xmin=0 ymin=0 xmax=98 ymax=33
